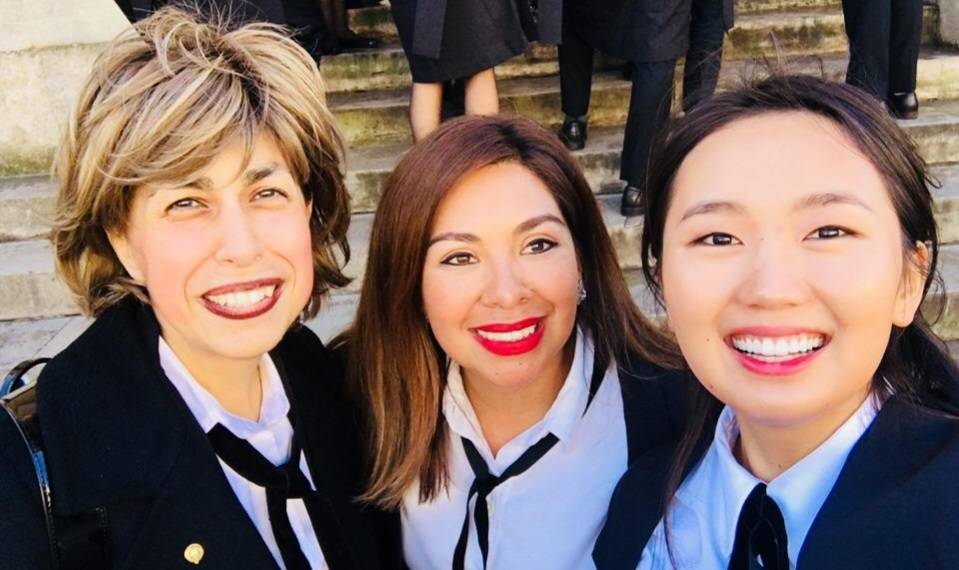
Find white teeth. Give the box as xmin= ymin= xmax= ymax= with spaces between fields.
xmin=206 ymin=285 xmax=276 ymax=309
xmin=475 ymin=324 xmax=537 ymax=342
xmin=731 ymin=334 xmax=825 ymax=358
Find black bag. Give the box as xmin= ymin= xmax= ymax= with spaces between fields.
xmin=1 ymin=360 xmax=111 ymax=570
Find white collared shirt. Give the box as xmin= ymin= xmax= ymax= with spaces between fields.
xmin=159 ymin=338 xmax=328 ymax=570
xmin=402 ymin=331 xmax=628 ymax=570
xmin=638 ymin=396 xmax=881 ymax=570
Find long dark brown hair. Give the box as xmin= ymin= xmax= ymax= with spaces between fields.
xmin=339 ymin=114 xmax=681 ymax=508
xmin=640 ymin=74 xmax=959 ymax=550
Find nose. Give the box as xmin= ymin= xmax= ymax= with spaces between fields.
xmin=480 ymin=255 xmax=532 ymax=309
xmin=213 ymin=201 xmax=264 ymax=267
xmin=735 ymin=238 xmax=808 ymax=309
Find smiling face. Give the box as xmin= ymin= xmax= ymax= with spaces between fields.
xmin=660 ymin=111 xmax=926 ymax=434
xmin=421 ymin=161 xmax=581 ymax=392
xmin=109 ymin=131 xmax=315 ymax=377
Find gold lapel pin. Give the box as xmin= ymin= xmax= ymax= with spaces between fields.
xmin=184 ymin=543 xmax=205 ymax=565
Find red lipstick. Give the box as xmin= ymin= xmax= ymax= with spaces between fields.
xmin=472 ymin=317 xmax=545 ymax=356
xmin=201 ymin=278 xmax=283 ymax=320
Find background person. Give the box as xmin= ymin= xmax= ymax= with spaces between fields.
xmin=391 ymin=0 xmax=560 ymax=141
xmin=558 ymin=0 xmax=692 ymax=217
xmin=842 ymin=0 xmax=924 ymax=119
xmin=682 ymin=0 xmax=734 ymax=112
xmin=594 ymin=74 xmax=959 ymax=569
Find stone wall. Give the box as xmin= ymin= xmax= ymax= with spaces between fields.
xmin=0 ymin=0 xmax=129 ymax=177
xmin=942 ymin=0 xmax=959 ymax=47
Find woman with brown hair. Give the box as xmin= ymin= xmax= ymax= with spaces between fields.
xmin=339 ymin=114 xmax=685 ymax=569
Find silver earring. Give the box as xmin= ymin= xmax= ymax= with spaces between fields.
xmin=577 ymin=278 xmax=587 ymax=305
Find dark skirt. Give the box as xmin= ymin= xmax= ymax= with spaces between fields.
xmin=392 ymin=0 xmax=529 ymax=83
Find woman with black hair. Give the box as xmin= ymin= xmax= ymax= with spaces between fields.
xmin=593 ymin=74 xmax=959 ymax=569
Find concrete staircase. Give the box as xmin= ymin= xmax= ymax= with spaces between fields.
xmin=3 ymin=0 xmax=959 ymax=370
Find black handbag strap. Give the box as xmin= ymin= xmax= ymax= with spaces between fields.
xmin=1 ymin=359 xmax=111 ymax=570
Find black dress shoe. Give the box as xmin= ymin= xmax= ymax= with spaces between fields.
xmin=888 ymin=91 xmax=919 ymax=120
xmin=558 ymin=117 xmax=587 ymax=151
xmin=621 ymin=185 xmax=645 ymax=217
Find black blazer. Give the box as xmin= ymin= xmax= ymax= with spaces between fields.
xmin=565 ymin=0 xmax=691 ymax=62
xmin=406 ymin=0 xmax=562 ymax=60
xmin=593 ymin=395 xmax=959 ymax=569
xmin=0 ymin=299 xmax=394 ymax=570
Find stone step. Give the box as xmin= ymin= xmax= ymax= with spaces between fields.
xmin=0 ymin=6 xmax=943 ymax=179
xmin=5 ymin=79 xmax=959 ymax=242
xmin=8 ymin=238 xmax=959 ymax=371
xmin=329 ymin=46 xmax=959 ymax=147
xmin=326 ymin=5 xmax=940 ymax=94
xmin=348 ymin=0 xmax=850 ymax=42
xmin=6 ymin=159 xmax=959 ymax=321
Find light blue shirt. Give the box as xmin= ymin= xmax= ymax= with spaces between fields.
xmin=639 ymin=396 xmax=880 ymax=570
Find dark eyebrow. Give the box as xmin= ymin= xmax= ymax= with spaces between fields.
xmin=244 ymin=163 xmax=282 ymax=185
xmin=515 ymin=214 xmax=567 ymax=234
xmin=427 ymin=214 xmax=567 ymax=247
xmin=168 ymin=163 xmax=284 ymax=193
xmin=427 ymin=232 xmax=479 ymax=247
xmin=679 ymin=200 xmax=745 ymax=222
xmin=793 ymin=191 xmax=874 ymax=212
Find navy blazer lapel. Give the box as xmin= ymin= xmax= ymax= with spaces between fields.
xmin=592 ymin=441 xmax=679 ymax=570
xmin=37 ymin=300 xmax=189 ymax=516
xmin=798 ymin=396 xmax=959 ymax=568
xmin=115 ymin=416 xmax=281 ymax=570
xmin=593 ymin=363 xmax=700 ymax=570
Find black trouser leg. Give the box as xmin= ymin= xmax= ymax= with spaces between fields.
xmin=683 ymin=0 xmax=726 ymax=112
xmin=559 ymin=23 xmax=595 ymax=118
xmin=889 ymin=0 xmax=923 ymax=94
xmin=621 ymin=60 xmax=677 ymax=188
xmin=842 ymin=0 xmax=893 ymax=99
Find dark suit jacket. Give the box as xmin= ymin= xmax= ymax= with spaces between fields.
xmin=593 ymin=395 xmax=959 ymax=569
xmin=114 ymin=0 xmax=287 ymax=23
xmin=565 ymin=0 xmax=692 ymax=62
xmin=0 ymin=299 xmax=395 ymax=569
xmin=410 ymin=0 xmax=562 ymax=59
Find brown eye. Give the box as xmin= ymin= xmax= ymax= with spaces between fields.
xmin=523 ymin=238 xmax=558 ymax=254
xmin=695 ymin=233 xmax=740 ymax=246
xmin=441 ymin=252 xmax=477 ymax=266
xmin=254 ymin=188 xmax=287 ymax=201
xmin=166 ymin=197 xmax=203 ymax=212
xmin=807 ymin=226 xmax=848 ymax=240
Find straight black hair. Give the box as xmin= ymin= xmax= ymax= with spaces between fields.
xmin=640 ymin=73 xmax=959 ymax=553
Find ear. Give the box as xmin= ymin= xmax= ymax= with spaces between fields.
xmin=106 ymin=230 xmax=145 ymax=283
xmin=893 ymin=240 xmax=929 ymax=328
xmin=304 ymin=194 xmax=313 ymax=221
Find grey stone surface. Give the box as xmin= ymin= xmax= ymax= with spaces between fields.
xmin=942 ymin=0 xmax=959 ymax=47
xmin=0 ymin=0 xmax=129 ymax=176
xmin=0 ymin=0 xmax=128 ymax=53
xmin=0 ymin=295 xmax=357 ymax=372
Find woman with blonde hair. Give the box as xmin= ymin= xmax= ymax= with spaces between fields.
xmin=0 ymin=8 xmax=394 ymax=569
xmin=340 ymin=114 xmax=685 ymax=569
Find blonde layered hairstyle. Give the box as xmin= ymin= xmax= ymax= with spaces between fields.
xmin=53 ymin=6 xmax=350 ymax=317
